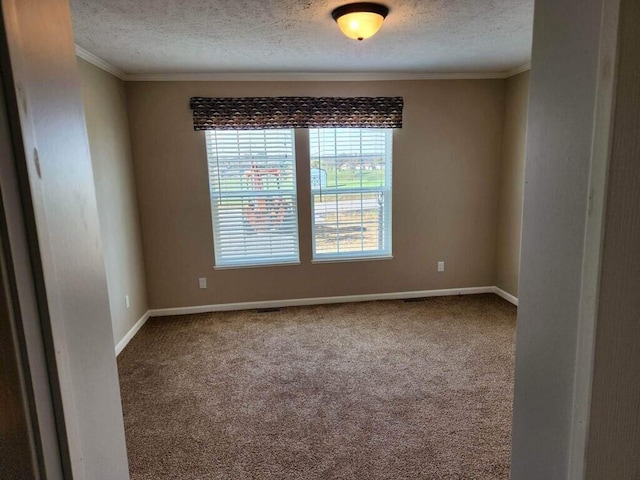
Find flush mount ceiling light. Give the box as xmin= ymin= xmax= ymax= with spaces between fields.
xmin=331 ymin=2 xmax=389 ymax=41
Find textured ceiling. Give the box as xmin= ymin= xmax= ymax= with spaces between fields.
xmin=70 ymin=0 xmax=534 ymax=75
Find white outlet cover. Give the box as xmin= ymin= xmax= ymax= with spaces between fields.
xmin=125 ymin=295 xmax=130 ymax=309
xmin=438 ymin=261 xmax=445 ymax=272
xmin=199 ymin=277 xmax=207 ymax=289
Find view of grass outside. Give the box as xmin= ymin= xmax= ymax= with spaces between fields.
xmin=309 ymin=127 xmax=392 ymax=258
xmin=311 ymin=163 xmax=386 ymax=189
xmin=207 ymin=128 xmax=392 ymax=262
xmin=206 ymin=129 xmax=300 ymax=266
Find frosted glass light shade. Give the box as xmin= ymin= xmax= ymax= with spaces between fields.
xmin=336 ymin=11 xmax=385 ymax=40
xmin=332 ymin=3 xmax=389 ymax=41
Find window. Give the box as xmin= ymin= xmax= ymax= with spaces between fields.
xmin=205 ymin=129 xmax=299 ymax=268
xmin=309 ymin=128 xmax=392 ymax=261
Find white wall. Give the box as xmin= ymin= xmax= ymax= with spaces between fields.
xmin=511 ymin=0 xmax=622 ymax=478
xmin=1 ymin=0 xmax=130 ymax=477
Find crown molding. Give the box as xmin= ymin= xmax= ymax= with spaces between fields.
xmin=74 ymin=44 xmax=531 ymax=82
xmin=504 ymin=62 xmax=531 ymax=78
xmin=124 ymin=71 xmax=509 ymax=82
xmin=75 ymin=45 xmax=127 ymax=80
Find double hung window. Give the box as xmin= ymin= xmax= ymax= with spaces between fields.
xmin=309 ymin=128 xmax=392 ymax=261
xmin=205 ymin=129 xmax=299 ymax=268
xmin=199 ymin=94 xmax=399 ymax=268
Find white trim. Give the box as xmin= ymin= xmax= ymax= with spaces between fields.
xmin=568 ymin=0 xmax=620 ymax=475
xmin=148 ymin=286 xmax=495 ymax=317
xmin=493 ymin=287 xmax=519 ymax=306
xmin=115 ymin=311 xmax=150 ymax=356
xmin=73 ymin=45 xmax=531 ymax=82
xmin=311 ymin=255 xmax=393 ymax=264
xmin=214 ymin=261 xmax=301 ymax=270
xmin=114 ymin=290 xmax=519 ymax=350
xmin=505 ymin=62 xmax=531 ymax=78
xmin=125 ymin=71 xmax=510 ymax=82
xmin=75 ymin=45 xmax=127 ymax=81
xmin=120 ymin=288 xmax=517 ymax=350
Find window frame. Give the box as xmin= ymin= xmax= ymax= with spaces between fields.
xmin=308 ymin=128 xmax=393 ymax=262
xmin=205 ymin=129 xmax=301 ymax=269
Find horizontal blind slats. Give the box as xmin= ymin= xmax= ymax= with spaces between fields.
xmin=310 ymin=128 xmax=392 ymax=260
xmin=207 ymin=129 xmax=300 ymax=267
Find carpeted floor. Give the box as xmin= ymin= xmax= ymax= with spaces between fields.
xmin=118 ymin=294 xmax=516 ymax=480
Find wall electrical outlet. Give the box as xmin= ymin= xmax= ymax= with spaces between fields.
xmin=437 ymin=261 xmax=445 ymax=273
xmin=198 ymin=277 xmax=207 ymax=289
xmin=125 ymin=295 xmax=130 ymax=309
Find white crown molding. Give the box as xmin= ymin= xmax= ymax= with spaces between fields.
xmin=75 ymin=44 xmax=127 ymax=81
xmin=504 ymin=62 xmax=531 ymax=78
xmin=75 ymin=44 xmax=530 ymax=82
xmin=125 ymin=71 xmax=509 ymax=82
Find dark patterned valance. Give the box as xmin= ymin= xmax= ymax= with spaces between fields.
xmin=189 ymin=96 xmax=403 ymax=130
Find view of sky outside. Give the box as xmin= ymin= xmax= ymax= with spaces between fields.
xmin=310 ymin=128 xmax=389 ymax=156
xmin=310 ymin=128 xmax=390 ymax=190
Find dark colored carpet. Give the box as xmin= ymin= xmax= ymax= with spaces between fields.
xmin=118 ymin=294 xmax=516 ymax=479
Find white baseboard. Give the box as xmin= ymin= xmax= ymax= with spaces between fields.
xmin=493 ymin=287 xmax=519 ymax=306
xmin=115 ymin=311 xmax=150 ymax=356
xmin=117 ymin=288 xmax=517 ymax=351
xmin=148 ymin=286 xmax=496 ymax=317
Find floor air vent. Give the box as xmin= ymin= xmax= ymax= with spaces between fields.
xmin=255 ymin=307 xmax=281 ymax=313
xmin=402 ymin=297 xmax=430 ymax=303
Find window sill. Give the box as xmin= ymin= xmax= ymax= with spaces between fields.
xmin=311 ymin=255 xmax=393 ymax=265
xmin=214 ymin=261 xmax=301 ymax=270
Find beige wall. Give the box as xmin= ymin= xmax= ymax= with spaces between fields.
xmin=78 ymin=58 xmax=148 ymax=345
xmin=495 ymin=71 xmax=530 ymax=297
xmin=126 ymin=80 xmax=505 ymax=309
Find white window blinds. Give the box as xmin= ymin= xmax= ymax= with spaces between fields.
xmin=205 ymin=129 xmax=300 ymax=268
xmin=309 ymin=128 xmax=392 ymax=260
